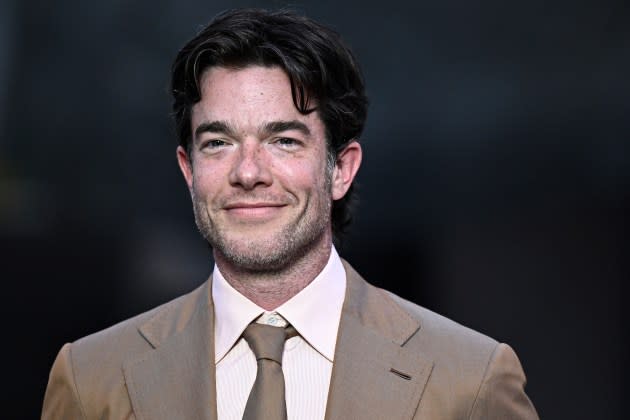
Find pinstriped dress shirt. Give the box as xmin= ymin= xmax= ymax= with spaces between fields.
xmin=212 ymin=247 xmax=346 ymax=420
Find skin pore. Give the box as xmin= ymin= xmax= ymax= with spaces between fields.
xmin=177 ymin=65 xmax=362 ymax=310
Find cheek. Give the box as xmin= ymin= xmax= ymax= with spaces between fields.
xmin=276 ymin=159 xmax=325 ymax=192
xmin=191 ymin=166 xmax=223 ymax=197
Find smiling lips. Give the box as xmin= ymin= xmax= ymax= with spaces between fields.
xmin=223 ymin=202 xmax=287 ymax=219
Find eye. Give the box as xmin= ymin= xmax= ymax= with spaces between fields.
xmin=274 ymin=137 xmax=301 ymax=148
xmin=201 ymin=139 xmax=229 ymax=151
xmin=208 ymin=139 xmax=227 ymax=148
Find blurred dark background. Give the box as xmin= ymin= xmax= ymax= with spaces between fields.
xmin=1 ymin=0 xmax=627 ymax=418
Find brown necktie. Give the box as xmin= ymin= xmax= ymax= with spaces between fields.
xmin=242 ymin=323 xmax=297 ymax=420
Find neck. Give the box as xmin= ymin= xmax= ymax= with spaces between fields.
xmin=214 ymin=235 xmax=333 ymax=311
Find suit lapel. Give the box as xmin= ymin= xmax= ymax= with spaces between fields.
xmin=123 ymin=280 xmax=217 ymax=420
xmin=325 ymin=263 xmax=434 ymax=420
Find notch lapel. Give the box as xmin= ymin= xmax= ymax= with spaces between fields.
xmin=123 ymin=281 xmax=217 ymax=420
xmin=325 ymin=263 xmax=434 ymax=420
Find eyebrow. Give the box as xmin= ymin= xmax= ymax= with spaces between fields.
xmin=194 ymin=119 xmax=311 ymax=141
xmin=260 ymin=120 xmax=311 ymax=137
xmin=194 ymin=121 xmax=237 ymax=140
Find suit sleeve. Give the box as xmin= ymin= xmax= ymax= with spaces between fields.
xmin=42 ymin=343 xmax=87 ymax=420
xmin=468 ymin=343 xmax=539 ymax=420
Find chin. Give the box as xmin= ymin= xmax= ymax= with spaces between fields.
xmin=218 ymin=243 xmax=294 ymax=273
xmin=214 ymin=226 xmax=326 ymax=273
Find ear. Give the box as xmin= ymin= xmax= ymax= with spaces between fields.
xmin=176 ymin=145 xmax=194 ymax=190
xmin=331 ymin=141 xmax=362 ymax=201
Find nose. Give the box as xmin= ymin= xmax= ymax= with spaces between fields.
xmin=228 ymin=141 xmax=273 ymax=190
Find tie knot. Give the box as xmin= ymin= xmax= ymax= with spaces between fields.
xmin=243 ymin=323 xmax=292 ymax=364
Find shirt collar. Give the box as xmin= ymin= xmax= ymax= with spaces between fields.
xmin=212 ymin=246 xmax=346 ymax=363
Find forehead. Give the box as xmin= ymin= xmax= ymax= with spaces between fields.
xmin=192 ymin=65 xmax=306 ymax=124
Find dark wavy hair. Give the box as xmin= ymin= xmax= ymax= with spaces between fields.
xmin=171 ymin=8 xmax=368 ymax=238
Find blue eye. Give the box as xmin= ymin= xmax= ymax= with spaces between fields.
xmin=208 ymin=139 xmax=226 ymax=147
xmin=276 ymin=137 xmax=299 ymax=147
xmin=201 ymin=139 xmax=228 ymax=150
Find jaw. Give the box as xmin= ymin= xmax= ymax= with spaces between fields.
xmin=213 ymin=223 xmax=333 ymax=276
xmin=210 ymin=203 xmax=333 ymax=275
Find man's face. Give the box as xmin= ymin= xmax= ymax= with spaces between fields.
xmin=177 ymin=65 xmax=340 ymax=272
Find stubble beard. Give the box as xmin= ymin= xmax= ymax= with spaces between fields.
xmin=191 ymin=172 xmax=333 ymax=274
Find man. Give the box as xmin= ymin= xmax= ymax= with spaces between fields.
xmin=42 ymin=8 xmax=538 ymax=419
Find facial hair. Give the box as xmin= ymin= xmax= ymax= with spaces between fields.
xmin=190 ymin=164 xmax=333 ymax=274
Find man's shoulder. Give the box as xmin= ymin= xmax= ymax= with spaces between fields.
xmin=43 ymin=282 xmax=210 ymax=418
xmin=342 ymin=261 xmax=498 ymax=357
xmin=365 ymin=284 xmax=537 ymax=419
xmin=384 ymin=288 xmax=498 ymax=351
xmin=67 ymin=281 xmax=209 ymax=380
xmin=349 ymin=270 xmax=503 ymax=381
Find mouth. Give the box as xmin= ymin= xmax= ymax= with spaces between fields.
xmin=222 ymin=202 xmax=287 ymax=219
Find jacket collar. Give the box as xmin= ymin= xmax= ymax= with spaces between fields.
xmin=324 ymin=261 xmax=434 ymax=420
xmin=123 ymin=280 xmax=217 ymax=420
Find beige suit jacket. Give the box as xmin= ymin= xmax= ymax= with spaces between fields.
xmin=42 ymin=262 xmax=538 ymax=419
